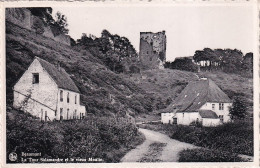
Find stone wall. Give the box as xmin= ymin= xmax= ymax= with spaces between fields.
xmin=139 ymin=31 xmax=166 ymax=69
xmin=6 ymin=8 xmax=32 ymax=30
xmin=6 ymin=8 xmax=71 ymax=46
xmin=139 ymin=39 xmax=162 ymax=69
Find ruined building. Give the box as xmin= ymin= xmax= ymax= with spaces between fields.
xmin=139 ymin=31 xmax=166 ymax=69
xmin=6 ymin=8 xmax=71 ymax=46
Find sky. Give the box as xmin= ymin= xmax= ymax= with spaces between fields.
xmin=52 ymin=4 xmax=255 ymax=61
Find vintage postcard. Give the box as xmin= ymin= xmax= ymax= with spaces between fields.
xmin=0 ymin=1 xmax=259 ymax=167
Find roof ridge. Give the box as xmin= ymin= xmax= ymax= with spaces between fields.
xmin=36 ymin=57 xmax=80 ymax=93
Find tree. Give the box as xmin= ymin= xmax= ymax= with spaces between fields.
xmin=53 ymin=11 xmax=69 ymax=35
xmin=242 ymin=52 xmax=253 ymax=73
xmin=27 ymin=7 xmax=54 ymax=25
xmin=164 ymin=58 xmax=198 ymax=72
xmin=229 ymin=97 xmax=247 ymax=120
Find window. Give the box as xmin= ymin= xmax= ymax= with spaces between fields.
xmin=60 ymin=108 xmax=63 ymax=120
xmin=75 ymin=95 xmax=77 ymax=104
xmin=32 ymin=73 xmax=39 ymax=84
xmin=147 ymin=51 xmax=149 ymax=54
xmin=67 ymin=109 xmax=69 ymax=120
xmin=150 ymin=57 xmax=152 ymax=61
xmin=67 ymin=93 xmax=70 ymax=103
xmin=183 ymin=113 xmax=184 ymax=117
xmin=219 ymin=103 xmax=224 ymax=110
xmin=212 ymin=104 xmax=215 ymax=110
xmin=60 ymin=90 xmax=63 ymax=102
xmin=219 ymin=115 xmax=224 ymax=122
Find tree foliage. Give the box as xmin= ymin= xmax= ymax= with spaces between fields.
xmin=229 ymin=96 xmax=247 ymax=120
xmin=76 ymin=29 xmax=139 ymax=73
xmin=28 ymin=8 xmax=69 ymax=35
xmin=27 ymin=7 xmax=54 ymax=25
xmin=52 ymin=11 xmax=69 ymax=35
xmin=164 ymin=58 xmax=198 ymax=72
xmin=193 ymin=48 xmax=253 ymax=76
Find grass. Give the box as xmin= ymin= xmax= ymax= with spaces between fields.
xmin=138 ymin=121 xmax=253 ymax=156
xmin=178 ymin=148 xmax=245 ymax=162
xmin=6 ymin=21 xmax=155 ymax=116
xmin=7 ymin=109 xmax=145 ymax=163
xmin=126 ymin=68 xmax=253 ymax=114
xmin=138 ymin=142 xmax=166 ymax=162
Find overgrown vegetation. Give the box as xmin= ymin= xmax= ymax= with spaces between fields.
xmin=164 ymin=48 xmax=253 ymax=77
xmin=27 ymin=7 xmax=69 ymax=35
xmin=76 ymin=29 xmax=141 ymax=73
xmin=139 ymin=121 xmax=253 ymax=156
xmin=7 ymin=109 xmax=145 ymax=163
xmin=6 ymin=20 xmax=152 ymax=163
xmin=178 ymin=148 xmax=245 ymax=162
xmin=164 ymin=57 xmax=198 ymax=72
xmin=6 ymin=21 xmax=156 ymax=116
xmin=193 ymin=48 xmax=253 ymax=75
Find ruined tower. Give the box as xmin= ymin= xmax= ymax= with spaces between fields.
xmin=139 ymin=31 xmax=166 ymax=69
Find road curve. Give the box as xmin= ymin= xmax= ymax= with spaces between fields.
xmin=120 ymin=128 xmax=197 ymax=162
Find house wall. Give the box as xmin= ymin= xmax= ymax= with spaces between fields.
xmin=56 ymin=89 xmax=86 ymax=120
xmin=161 ymin=112 xmax=175 ymax=124
xmin=175 ymin=112 xmax=200 ymax=125
xmin=202 ymin=118 xmax=220 ymax=127
xmin=200 ymin=102 xmax=232 ymax=122
xmin=13 ymin=59 xmax=58 ymax=121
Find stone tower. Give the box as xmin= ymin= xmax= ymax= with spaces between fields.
xmin=139 ymin=31 xmax=166 ymax=69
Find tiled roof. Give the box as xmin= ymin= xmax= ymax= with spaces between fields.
xmin=198 ymin=110 xmax=219 ymax=119
xmin=175 ymin=78 xmax=231 ymax=112
xmin=36 ymin=57 xmax=80 ymax=93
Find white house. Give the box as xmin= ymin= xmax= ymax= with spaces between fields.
xmin=161 ymin=78 xmax=232 ymax=127
xmin=13 ymin=57 xmax=86 ymax=121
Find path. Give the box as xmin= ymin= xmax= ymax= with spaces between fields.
xmin=120 ymin=128 xmax=197 ymax=162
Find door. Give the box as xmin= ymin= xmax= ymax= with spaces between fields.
xmin=45 ymin=111 xmax=47 ymax=121
xmin=173 ymin=118 xmax=177 ymax=124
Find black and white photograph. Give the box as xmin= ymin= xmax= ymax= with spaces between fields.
xmin=1 ymin=1 xmax=259 ymax=166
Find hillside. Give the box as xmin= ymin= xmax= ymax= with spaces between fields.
xmin=6 ymin=21 xmax=156 ymax=116
xmin=124 ymin=68 xmax=253 ymax=115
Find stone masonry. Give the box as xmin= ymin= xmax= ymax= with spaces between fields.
xmin=139 ymin=31 xmax=166 ymax=69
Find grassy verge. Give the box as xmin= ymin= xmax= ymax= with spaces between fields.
xmin=138 ymin=121 xmax=253 ymax=156
xmin=7 ymin=109 xmax=145 ymax=163
xmin=178 ymin=148 xmax=245 ymax=162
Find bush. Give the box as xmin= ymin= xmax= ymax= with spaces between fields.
xmin=178 ymin=148 xmax=245 ymax=162
xmin=7 ymin=110 xmax=144 ymax=163
xmin=170 ymin=121 xmax=253 ymax=156
xmin=140 ymin=121 xmax=253 ymax=156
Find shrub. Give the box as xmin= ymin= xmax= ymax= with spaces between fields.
xmin=6 ymin=110 xmax=144 ymax=163
xmin=170 ymin=122 xmax=253 ymax=156
xmin=178 ymin=148 xmax=245 ymax=162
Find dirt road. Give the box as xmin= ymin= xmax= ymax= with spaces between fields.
xmin=120 ymin=128 xmax=197 ymax=162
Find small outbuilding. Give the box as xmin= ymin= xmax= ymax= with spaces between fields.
xmin=161 ymin=78 xmax=232 ymax=127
